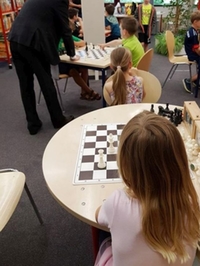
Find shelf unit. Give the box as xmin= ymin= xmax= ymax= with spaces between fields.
xmin=0 ymin=0 xmax=25 ymax=68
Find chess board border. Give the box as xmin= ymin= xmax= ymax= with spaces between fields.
xmin=73 ymin=123 xmax=124 ymax=185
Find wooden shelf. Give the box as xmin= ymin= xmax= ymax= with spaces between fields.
xmin=0 ymin=0 xmax=26 ymax=66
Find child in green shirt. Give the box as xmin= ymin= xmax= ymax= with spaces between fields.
xmin=99 ymin=17 xmax=144 ymax=67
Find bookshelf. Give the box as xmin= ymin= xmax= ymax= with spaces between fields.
xmin=0 ymin=0 xmax=25 ymax=68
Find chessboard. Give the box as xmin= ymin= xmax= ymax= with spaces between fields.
xmin=73 ymin=103 xmax=200 ymax=185
xmin=73 ymin=123 xmax=124 ymax=185
xmin=76 ymin=45 xmax=111 ymax=60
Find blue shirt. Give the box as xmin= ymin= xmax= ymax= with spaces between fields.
xmin=184 ymin=27 xmax=200 ymax=62
xmin=105 ymin=16 xmax=120 ymax=38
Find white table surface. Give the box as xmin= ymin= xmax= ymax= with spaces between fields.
xmin=42 ymin=104 xmax=200 ymax=229
xmin=60 ymin=47 xmax=112 ymax=69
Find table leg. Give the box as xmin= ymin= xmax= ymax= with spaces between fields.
xmin=91 ymin=226 xmax=99 ymax=261
xmin=194 ymin=66 xmax=200 ymax=98
xmin=102 ymin=69 xmax=106 ymax=107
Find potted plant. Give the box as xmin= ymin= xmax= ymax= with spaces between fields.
xmin=155 ymin=0 xmax=193 ymax=55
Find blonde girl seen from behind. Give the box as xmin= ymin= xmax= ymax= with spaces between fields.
xmin=104 ymin=47 xmax=144 ymax=105
xmin=117 ymin=111 xmax=200 ymax=264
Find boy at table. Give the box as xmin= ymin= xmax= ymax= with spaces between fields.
xmin=68 ymin=8 xmax=83 ymax=38
xmin=105 ymin=4 xmax=121 ymax=43
xmin=99 ymin=17 xmax=144 ymax=67
xmin=58 ymin=37 xmax=101 ymax=100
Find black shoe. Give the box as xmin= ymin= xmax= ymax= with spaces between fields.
xmin=28 ymin=122 xmax=42 ymax=135
xmin=182 ymin=78 xmax=192 ymax=93
xmin=53 ymin=115 xmax=74 ymax=129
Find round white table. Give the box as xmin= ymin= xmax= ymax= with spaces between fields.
xmin=42 ymin=103 xmax=200 ymax=229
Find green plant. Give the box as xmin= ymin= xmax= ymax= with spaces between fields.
xmin=164 ymin=0 xmax=193 ymax=34
xmin=155 ymin=31 xmax=185 ymax=56
xmin=155 ymin=0 xmax=192 ymax=55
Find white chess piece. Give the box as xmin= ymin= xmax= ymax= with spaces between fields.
xmin=98 ymin=149 xmax=106 ymax=168
xmin=187 ymin=148 xmax=193 ymax=162
xmin=185 ymin=136 xmax=193 ymax=150
xmin=108 ymin=133 xmax=115 ymax=154
xmin=196 ymin=165 xmax=200 ymax=177
xmin=196 ymin=153 xmax=200 ymax=164
xmin=179 ymin=129 xmax=186 ymax=141
xmin=192 ymin=144 xmax=199 ymax=156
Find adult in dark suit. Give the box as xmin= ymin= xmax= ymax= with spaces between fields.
xmin=9 ymin=0 xmax=79 ymax=135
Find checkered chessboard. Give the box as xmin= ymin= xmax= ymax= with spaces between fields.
xmin=73 ymin=124 xmax=124 ymax=184
xmin=76 ymin=47 xmax=110 ymax=60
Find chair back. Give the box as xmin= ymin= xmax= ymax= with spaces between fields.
xmin=103 ymin=78 xmax=112 ymax=105
xmin=0 ymin=170 xmax=25 ymax=231
xmin=51 ymin=65 xmax=60 ymax=80
xmin=137 ymin=48 xmax=154 ymax=71
xmin=103 ymin=69 xmax=162 ymax=105
xmin=137 ymin=69 xmax=162 ymax=103
xmin=165 ymin=30 xmax=175 ymax=60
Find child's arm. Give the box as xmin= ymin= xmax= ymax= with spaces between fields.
xmin=77 ymin=16 xmax=84 ymax=34
xmin=69 ymin=0 xmax=81 ymax=8
xmin=74 ymin=40 xmax=85 ymax=48
xmin=99 ymin=39 xmax=122 ymax=50
xmin=105 ymin=25 xmax=111 ymax=30
xmin=194 ymin=46 xmax=200 ymax=56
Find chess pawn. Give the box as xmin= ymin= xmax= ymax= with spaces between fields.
xmin=196 ymin=153 xmax=200 ymax=164
xmin=192 ymin=144 xmax=199 ymax=156
xmin=98 ymin=149 xmax=106 ymax=169
xmin=179 ymin=128 xmax=185 ymax=141
xmin=187 ymin=148 xmax=193 ymax=162
xmin=185 ymin=136 xmax=193 ymax=149
xmin=196 ymin=165 xmax=200 ymax=177
xmin=191 ymin=139 xmax=196 ymax=149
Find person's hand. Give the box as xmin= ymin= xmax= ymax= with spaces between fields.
xmin=70 ymin=55 xmax=80 ymax=61
xmin=99 ymin=44 xmax=106 ymax=50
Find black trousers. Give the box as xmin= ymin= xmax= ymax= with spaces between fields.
xmin=10 ymin=42 xmax=66 ymax=130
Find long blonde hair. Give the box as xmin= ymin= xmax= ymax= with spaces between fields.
xmin=110 ymin=47 xmax=132 ymax=105
xmin=117 ymin=111 xmax=200 ymax=263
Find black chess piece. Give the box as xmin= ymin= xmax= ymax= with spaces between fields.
xmin=150 ymin=104 xmax=154 ymax=112
xmin=158 ymin=106 xmax=164 ymax=116
xmin=165 ymin=103 xmax=169 ymax=111
xmin=169 ymin=110 xmax=174 ymax=123
xmin=93 ymin=44 xmax=95 ymax=49
xmin=85 ymin=42 xmax=88 ymax=54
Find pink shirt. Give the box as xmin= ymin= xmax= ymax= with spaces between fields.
xmin=97 ymin=189 xmax=196 ymax=266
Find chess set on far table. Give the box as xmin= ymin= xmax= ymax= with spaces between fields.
xmin=75 ymin=43 xmax=112 ymax=60
xmin=73 ymin=102 xmax=200 ymax=185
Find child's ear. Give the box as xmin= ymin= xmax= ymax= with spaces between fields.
xmin=110 ymin=64 xmax=114 ymax=71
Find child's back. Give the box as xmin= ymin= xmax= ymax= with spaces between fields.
xmin=105 ymin=4 xmax=120 ymax=42
xmin=104 ymin=47 xmax=144 ymax=105
xmin=106 ymin=75 xmax=143 ymax=104
xmin=121 ymin=17 xmax=144 ymax=67
xmin=96 ymin=189 xmax=196 ymax=266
